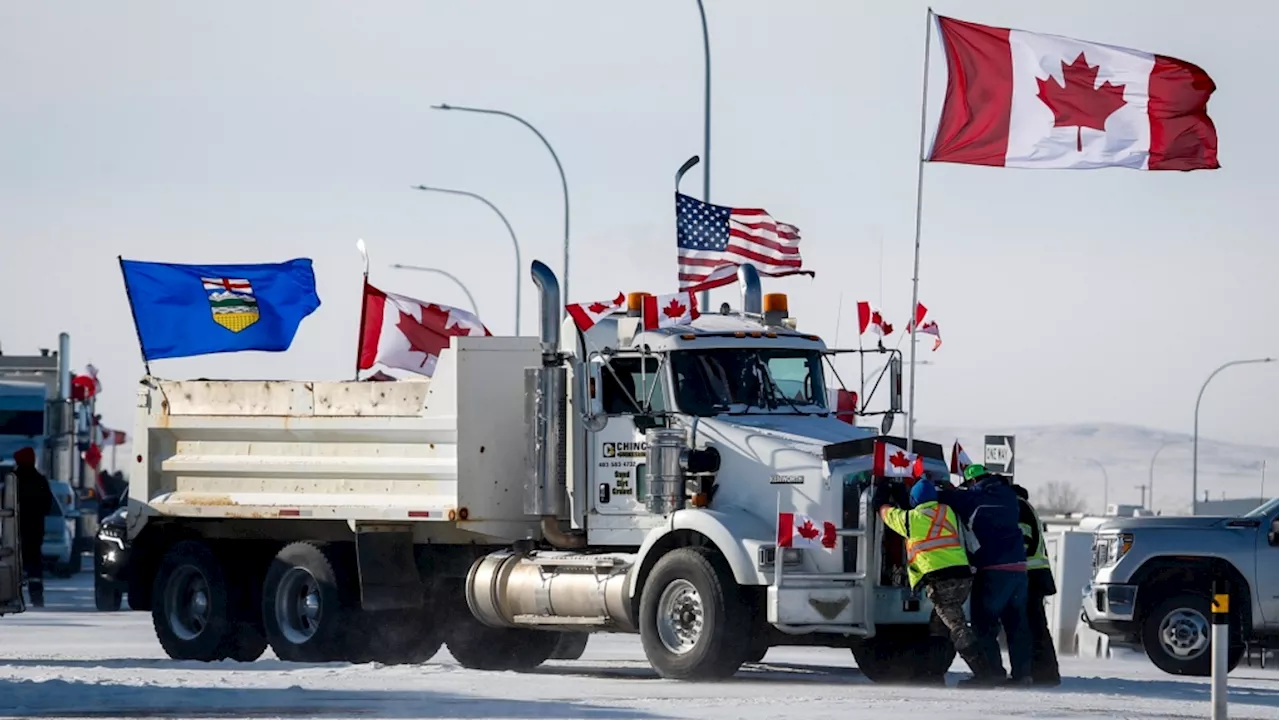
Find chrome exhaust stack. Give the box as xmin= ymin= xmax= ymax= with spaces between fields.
xmin=738 ymin=264 xmax=762 ymax=315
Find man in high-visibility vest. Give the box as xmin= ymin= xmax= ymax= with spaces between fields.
xmin=877 ymin=479 xmax=998 ymax=684
xmin=1014 ymin=484 xmax=1061 ymax=687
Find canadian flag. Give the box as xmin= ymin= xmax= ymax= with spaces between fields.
xmin=905 ymin=303 xmax=929 ymax=333
xmin=566 ymin=293 xmax=625 ymax=332
xmin=950 ymin=441 xmax=973 ymax=475
xmin=929 ymin=16 xmax=1218 ymax=171
xmin=358 ymin=282 xmax=491 ymax=377
xmin=873 ymin=440 xmax=921 ymax=479
xmin=918 ymin=320 xmax=942 ymax=351
xmin=856 ymin=302 xmax=893 ymax=336
xmin=827 ymin=388 xmax=858 ymax=425
xmin=642 ymin=291 xmax=700 ymax=330
xmin=100 ymin=428 xmax=127 ymax=447
xmin=777 ymin=512 xmax=837 ymax=550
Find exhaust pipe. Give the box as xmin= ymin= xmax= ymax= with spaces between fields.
xmin=525 ymin=261 xmax=585 ymax=549
xmin=738 ymin=264 xmax=762 ymax=315
xmin=530 ymin=260 xmax=561 ymax=364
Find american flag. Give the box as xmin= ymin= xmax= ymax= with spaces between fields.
xmin=676 ymin=193 xmax=812 ymax=293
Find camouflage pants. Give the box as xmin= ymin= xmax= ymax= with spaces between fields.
xmin=925 ymin=577 xmax=978 ymax=653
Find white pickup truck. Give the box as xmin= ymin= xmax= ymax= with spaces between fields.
xmin=124 ymin=262 xmax=954 ymax=681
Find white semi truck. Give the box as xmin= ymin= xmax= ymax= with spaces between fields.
xmin=125 ymin=262 xmax=954 ymax=680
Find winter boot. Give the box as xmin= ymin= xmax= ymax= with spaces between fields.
xmin=28 ymin=580 xmax=44 ymax=608
xmin=957 ymin=648 xmax=1004 ymax=688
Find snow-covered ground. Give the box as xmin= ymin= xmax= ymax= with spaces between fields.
xmin=1 ymin=574 xmax=1276 ymax=719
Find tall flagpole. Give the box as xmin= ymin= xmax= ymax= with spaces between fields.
xmin=905 ymin=7 xmax=935 ymax=455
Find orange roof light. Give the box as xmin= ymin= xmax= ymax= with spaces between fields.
xmin=763 ymin=293 xmax=788 ymax=314
xmin=626 ymin=292 xmax=649 ymax=314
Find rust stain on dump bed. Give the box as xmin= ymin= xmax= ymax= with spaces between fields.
xmin=179 ymin=494 xmax=237 ymax=506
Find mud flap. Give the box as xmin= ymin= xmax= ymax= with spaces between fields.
xmin=354 ymin=526 xmax=422 ymax=612
xmin=0 ymin=471 xmax=25 ymax=615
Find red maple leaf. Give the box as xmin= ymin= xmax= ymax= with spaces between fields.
xmin=396 ymin=306 xmax=452 ymax=368
xmin=662 ymin=297 xmax=688 ymax=319
xmin=587 ymin=301 xmax=610 ymax=314
xmin=889 ymin=451 xmax=912 ymax=469
xmin=1036 ymin=53 xmax=1128 ymax=152
xmin=796 ymin=519 xmax=821 ymax=540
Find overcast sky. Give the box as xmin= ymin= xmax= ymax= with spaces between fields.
xmin=1 ymin=0 xmax=1276 ymax=447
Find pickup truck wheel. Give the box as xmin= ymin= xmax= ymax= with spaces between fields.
xmin=550 ymin=633 xmax=589 ymax=660
xmin=852 ymin=626 xmax=955 ymax=685
xmin=1142 ymin=594 xmax=1244 ymax=676
xmin=151 ymin=540 xmax=235 ymax=661
xmin=638 ymin=547 xmax=750 ymax=681
xmin=94 ymin=580 xmax=123 ymax=612
xmin=262 ymin=542 xmax=348 ymax=663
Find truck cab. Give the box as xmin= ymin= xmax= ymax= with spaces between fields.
xmin=1083 ymin=498 xmax=1279 ymax=675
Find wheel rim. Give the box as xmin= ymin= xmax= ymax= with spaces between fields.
xmin=164 ymin=566 xmax=211 ymax=641
xmin=1159 ymin=607 xmax=1210 ymax=661
xmin=655 ymin=579 xmax=704 ymax=655
xmin=275 ymin=566 xmax=323 ymax=646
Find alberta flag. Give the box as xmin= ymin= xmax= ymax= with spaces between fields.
xmin=119 ymin=258 xmax=321 ymax=361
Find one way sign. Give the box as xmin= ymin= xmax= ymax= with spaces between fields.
xmin=983 ymin=435 xmax=1015 ymax=475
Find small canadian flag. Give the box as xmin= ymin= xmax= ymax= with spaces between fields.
xmin=874 ymin=440 xmax=923 ymax=479
xmin=642 ymin=291 xmax=700 ymax=330
xmin=566 ymin=292 xmax=625 ymax=332
xmin=856 ymin=302 xmax=893 ymax=336
xmin=777 ymin=512 xmax=837 ymax=550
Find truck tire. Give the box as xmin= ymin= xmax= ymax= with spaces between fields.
xmin=550 ymin=633 xmax=589 ymax=660
xmin=223 ymin=622 xmax=269 ymax=662
xmin=95 ymin=581 xmax=123 ymax=612
xmin=151 ymin=540 xmax=237 ymax=661
xmin=445 ymin=612 xmax=562 ymax=671
xmin=347 ymin=608 xmax=443 ymax=665
xmin=638 ymin=547 xmax=750 ymax=681
xmin=851 ymin=626 xmax=955 ymax=684
xmin=1142 ymin=593 xmax=1244 ymax=676
xmin=262 ymin=542 xmax=348 ymax=662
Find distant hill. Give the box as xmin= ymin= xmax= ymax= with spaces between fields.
xmin=914 ymin=422 xmax=1277 ymax=515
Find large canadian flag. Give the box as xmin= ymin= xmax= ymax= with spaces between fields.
xmin=777 ymin=512 xmax=837 ymax=551
xmin=358 ymin=283 xmax=491 ymax=377
xmin=929 ymin=16 xmax=1218 ymax=171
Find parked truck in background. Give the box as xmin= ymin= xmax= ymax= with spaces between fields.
xmin=125 ymin=261 xmax=953 ymax=680
xmin=1083 ymin=498 xmax=1279 ymax=675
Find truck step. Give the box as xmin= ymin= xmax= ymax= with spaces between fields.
xmin=778 ymin=571 xmax=867 ymax=582
xmin=514 ymin=614 xmax=609 ymax=626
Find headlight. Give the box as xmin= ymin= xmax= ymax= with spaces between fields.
xmin=1094 ymin=532 xmax=1133 ymax=567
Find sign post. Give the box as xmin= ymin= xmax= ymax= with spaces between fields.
xmin=1211 ymin=578 xmax=1229 ymax=720
xmin=983 ymin=434 xmax=1016 ymax=477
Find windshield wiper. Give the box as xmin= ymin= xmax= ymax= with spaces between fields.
xmin=753 ymin=354 xmax=812 ymax=416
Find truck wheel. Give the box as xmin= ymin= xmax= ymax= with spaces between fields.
xmin=151 ymin=540 xmax=236 ymax=661
xmin=347 ymin=609 xmax=443 ymax=665
xmin=744 ymin=635 xmax=770 ymax=664
xmin=1142 ymin=593 xmax=1244 ymax=676
xmin=638 ymin=547 xmax=750 ymax=681
xmin=95 ymin=581 xmax=123 ymax=612
xmin=550 ymin=633 xmax=589 ymax=660
xmin=222 ymin=622 xmax=269 ymax=662
xmin=851 ymin=626 xmax=955 ymax=684
xmin=262 ymin=542 xmax=348 ymax=662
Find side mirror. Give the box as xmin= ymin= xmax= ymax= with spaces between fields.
xmin=888 ymin=355 xmax=903 ymax=415
xmin=1268 ymin=518 xmax=1277 ymax=547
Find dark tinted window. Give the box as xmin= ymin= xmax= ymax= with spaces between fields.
xmin=0 ymin=410 xmax=43 ymax=437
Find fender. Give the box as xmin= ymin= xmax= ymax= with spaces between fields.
xmin=628 ymin=506 xmax=774 ymax=598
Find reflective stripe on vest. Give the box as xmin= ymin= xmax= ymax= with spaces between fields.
xmin=906 ymin=504 xmax=962 ymax=563
xmin=1020 ymin=517 xmax=1051 ymax=571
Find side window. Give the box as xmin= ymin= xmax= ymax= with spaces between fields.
xmin=601 ymin=357 xmax=665 ymax=415
xmin=767 ymin=355 xmax=817 ymax=404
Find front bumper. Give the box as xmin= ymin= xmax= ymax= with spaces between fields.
xmin=1082 ymin=581 xmax=1139 ymax=638
xmin=94 ymin=534 xmax=131 ymax=586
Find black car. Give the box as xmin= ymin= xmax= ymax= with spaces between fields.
xmin=93 ymin=496 xmax=131 ymax=611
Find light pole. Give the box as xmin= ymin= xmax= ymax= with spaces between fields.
xmin=694 ymin=0 xmax=712 ymax=316
xmin=1081 ymin=457 xmax=1110 ymax=514
xmin=431 ymin=103 xmax=569 ymax=318
xmin=411 ymin=185 xmax=522 ymax=335
xmin=1147 ymin=439 xmax=1185 ymax=513
xmin=389 ymin=264 xmax=480 ymax=317
xmin=1192 ymin=358 xmax=1276 ymax=513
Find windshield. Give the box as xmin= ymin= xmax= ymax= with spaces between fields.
xmin=670 ymin=348 xmax=827 ymax=416
xmin=1244 ymin=498 xmax=1278 ymax=518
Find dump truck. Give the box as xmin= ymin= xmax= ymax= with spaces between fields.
xmin=125 ymin=262 xmax=954 ymax=680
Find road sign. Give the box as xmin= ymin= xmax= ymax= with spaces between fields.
xmin=983 ymin=435 xmax=1015 ymax=475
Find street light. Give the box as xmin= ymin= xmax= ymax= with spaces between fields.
xmin=1080 ymin=457 xmax=1110 ymax=514
xmin=411 ymin=185 xmax=522 ymax=335
xmin=389 ymin=264 xmax=480 ymax=317
xmin=1147 ymin=439 xmax=1186 ymax=512
xmin=431 ymin=103 xmax=569 ymax=318
xmin=1192 ymin=358 xmax=1276 ymax=512
xmin=694 ymin=0 xmax=712 ymax=316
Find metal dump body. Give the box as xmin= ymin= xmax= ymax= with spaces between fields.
xmin=129 ymin=336 xmax=545 ymax=543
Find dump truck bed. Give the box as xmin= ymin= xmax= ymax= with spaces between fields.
xmin=129 ymin=336 xmax=545 ymax=543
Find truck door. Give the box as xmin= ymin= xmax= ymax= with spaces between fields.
xmin=0 ymin=469 xmax=25 ymax=615
xmin=1257 ymin=507 xmax=1279 ymax=626
xmin=591 ymin=355 xmax=664 ymax=517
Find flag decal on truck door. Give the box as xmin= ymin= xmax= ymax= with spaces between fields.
xmin=202 ymin=277 xmax=260 ymax=333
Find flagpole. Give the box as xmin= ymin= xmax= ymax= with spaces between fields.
xmin=117 ymin=256 xmax=152 ymax=377
xmin=905 ymin=7 xmax=935 ymax=455
xmin=353 ymin=239 xmax=371 ymax=380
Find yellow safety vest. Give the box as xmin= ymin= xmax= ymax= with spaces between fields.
xmin=1019 ymin=500 xmax=1051 ymax=572
xmin=879 ymin=501 xmax=969 ymax=589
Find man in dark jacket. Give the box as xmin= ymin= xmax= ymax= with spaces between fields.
xmin=13 ymin=447 xmax=52 ymax=607
xmin=1013 ymin=483 xmax=1061 ymax=686
xmin=937 ymin=464 xmax=1032 ymax=686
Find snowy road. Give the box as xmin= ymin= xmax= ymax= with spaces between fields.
xmin=1 ymin=574 xmax=1276 ymax=719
